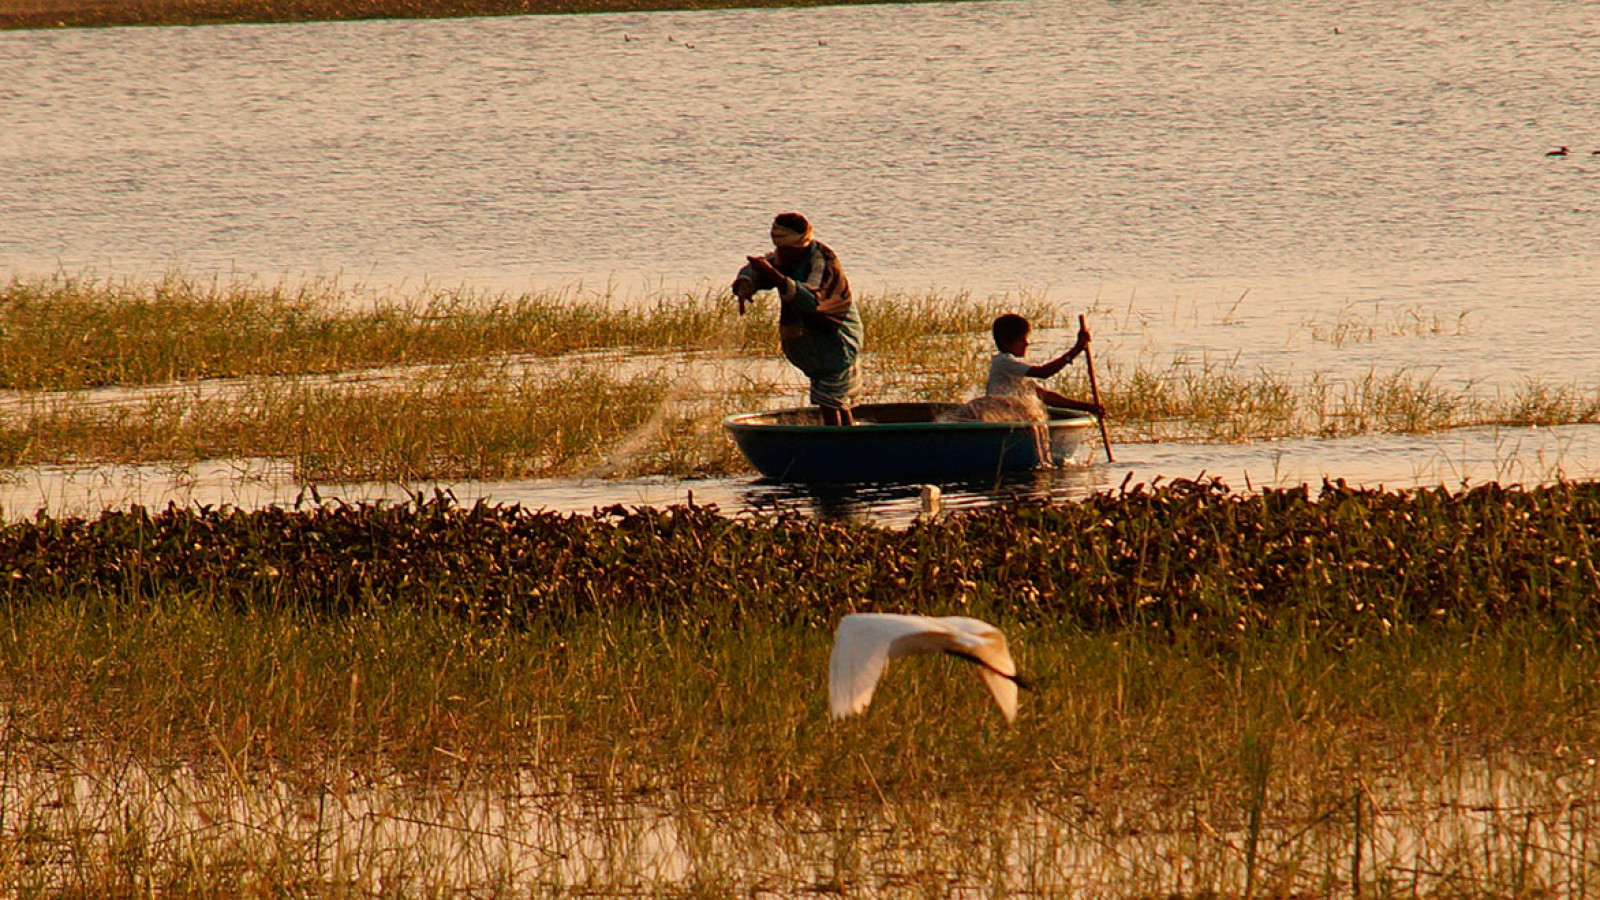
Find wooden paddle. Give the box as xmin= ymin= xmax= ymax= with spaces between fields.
xmin=1079 ymin=314 xmax=1114 ymax=462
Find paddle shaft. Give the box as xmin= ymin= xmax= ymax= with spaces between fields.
xmin=1079 ymin=314 xmax=1114 ymax=462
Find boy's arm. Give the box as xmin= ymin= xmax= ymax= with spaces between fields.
xmin=1035 ymin=385 xmax=1104 ymax=415
xmin=1025 ymin=325 xmax=1092 ymax=377
xmin=1026 ymin=348 xmax=1078 ymax=378
xmin=1035 ymin=385 xmax=1070 ymax=406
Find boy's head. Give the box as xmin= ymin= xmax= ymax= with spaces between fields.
xmin=992 ymin=314 xmax=1031 ymax=354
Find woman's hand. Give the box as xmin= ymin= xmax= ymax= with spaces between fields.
xmin=746 ymin=255 xmax=780 ymax=280
xmin=731 ymin=276 xmax=755 ymax=314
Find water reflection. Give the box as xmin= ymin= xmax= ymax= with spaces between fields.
xmin=0 ymin=458 xmax=1110 ymax=527
xmin=736 ymin=465 xmax=1103 ymax=524
xmin=6 ymin=745 xmax=1594 ymax=896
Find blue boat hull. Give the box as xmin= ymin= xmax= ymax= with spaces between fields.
xmin=724 ymin=402 xmax=1095 ymax=483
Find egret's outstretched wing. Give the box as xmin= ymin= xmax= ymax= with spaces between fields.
xmin=830 ymin=613 xmax=1025 ymax=722
xmin=941 ymin=617 xmax=1021 ymax=723
xmin=829 ymin=614 xmax=947 ymax=719
xmin=973 ymin=667 xmax=1019 ymax=723
xmin=940 ymin=617 xmax=1018 ymax=676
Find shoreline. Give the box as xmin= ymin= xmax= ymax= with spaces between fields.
xmin=1 ymin=0 xmax=929 ymax=30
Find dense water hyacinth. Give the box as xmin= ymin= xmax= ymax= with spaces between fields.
xmin=4 ymin=480 xmax=1599 ymax=641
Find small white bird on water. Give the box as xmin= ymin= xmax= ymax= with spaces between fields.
xmin=828 ymin=613 xmax=1031 ymax=723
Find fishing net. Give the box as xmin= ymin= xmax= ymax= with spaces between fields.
xmin=937 ymin=396 xmax=1053 ymax=464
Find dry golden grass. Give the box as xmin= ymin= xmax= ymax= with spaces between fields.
xmin=5 ymin=274 xmax=1600 ymax=481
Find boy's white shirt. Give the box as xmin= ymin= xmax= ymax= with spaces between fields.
xmin=986 ymin=352 xmax=1039 ymax=399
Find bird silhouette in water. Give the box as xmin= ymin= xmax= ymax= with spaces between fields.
xmin=828 ymin=613 xmax=1032 ymax=723
xmin=1547 ymin=146 xmax=1570 ymax=157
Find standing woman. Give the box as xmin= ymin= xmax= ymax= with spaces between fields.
xmin=732 ymin=212 xmax=863 ymax=426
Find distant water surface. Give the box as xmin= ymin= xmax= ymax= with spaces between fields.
xmin=3 ymin=2 xmax=1596 ymax=299
xmin=3 ymin=0 xmax=1599 ymax=516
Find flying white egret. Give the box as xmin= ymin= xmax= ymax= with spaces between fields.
xmin=828 ymin=613 xmax=1031 ymax=723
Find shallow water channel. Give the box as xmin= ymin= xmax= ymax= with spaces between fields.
xmin=6 ymin=420 xmax=1600 ymax=527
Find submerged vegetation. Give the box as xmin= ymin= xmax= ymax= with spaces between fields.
xmin=2 ymin=482 xmax=1599 ymax=893
xmin=3 ymin=273 xmax=1598 ymax=483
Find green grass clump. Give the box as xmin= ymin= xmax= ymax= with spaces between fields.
xmin=6 ymin=478 xmax=1600 ymax=639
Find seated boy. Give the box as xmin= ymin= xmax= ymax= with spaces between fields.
xmin=975 ymin=313 xmax=1103 ymax=419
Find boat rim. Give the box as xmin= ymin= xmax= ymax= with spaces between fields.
xmin=722 ymin=407 xmax=1097 ymax=433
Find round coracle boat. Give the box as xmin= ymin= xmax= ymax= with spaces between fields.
xmin=723 ymin=402 xmax=1095 ymax=483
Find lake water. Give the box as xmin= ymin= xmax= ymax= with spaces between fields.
xmin=3 ymin=0 xmax=1600 ymax=521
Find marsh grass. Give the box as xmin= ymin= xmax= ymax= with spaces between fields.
xmin=1069 ymin=358 xmax=1600 ymax=446
xmin=5 ymin=274 xmax=1600 ymax=481
xmin=2 ymin=559 xmax=1598 ymax=892
xmin=0 ymin=369 xmax=690 ymax=480
xmin=2 ymin=484 xmax=1600 ymax=891
xmin=0 ymin=274 xmax=1049 ymax=393
xmin=0 ymin=274 xmax=773 ymax=391
xmin=1493 ymin=380 xmax=1600 ymax=429
xmin=1305 ymin=302 xmax=1475 ymax=347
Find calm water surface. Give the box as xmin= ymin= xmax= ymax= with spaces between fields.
xmin=3 ymin=0 xmax=1599 ymax=518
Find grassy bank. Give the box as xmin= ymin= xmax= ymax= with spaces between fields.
xmin=0 ymin=274 xmax=1051 ymax=392
xmin=0 ymin=275 xmax=755 ymax=391
xmin=2 ymin=483 xmax=1598 ymax=893
xmin=0 ymin=0 xmax=918 ymax=30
